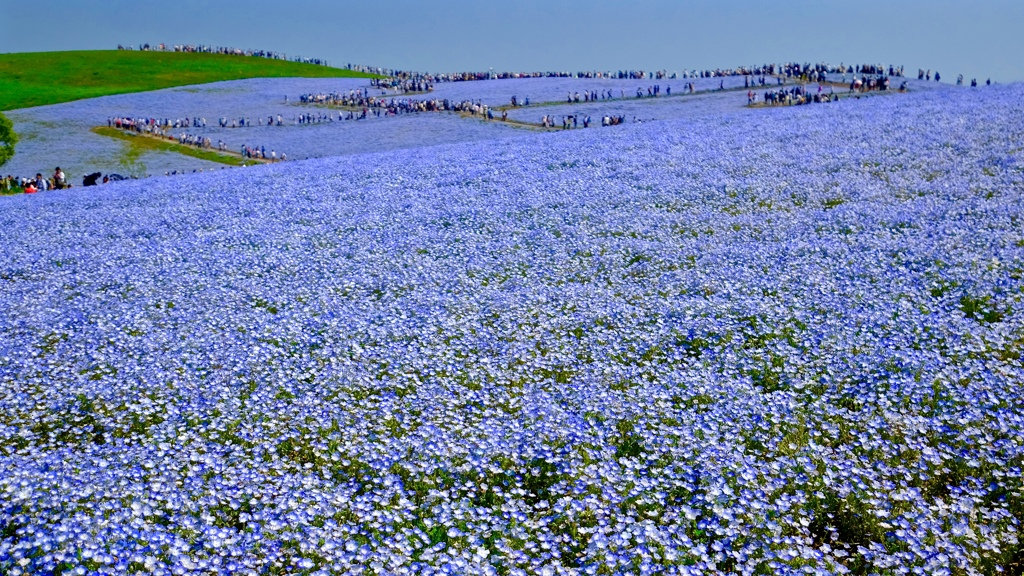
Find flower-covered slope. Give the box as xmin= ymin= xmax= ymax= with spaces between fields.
xmin=1 ymin=84 xmax=1024 ymax=575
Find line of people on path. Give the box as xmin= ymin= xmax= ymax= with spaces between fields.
xmin=295 ymin=104 xmax=374 ymax=120
xmin=109 ymin=116 xmax=209 ymax=137
xmin=344 ymin=61 xmax=953 ymax=90
xmin=848 ymin=75 xmax=893 ymax=93
xmin=110 ymin=116 xmax=172 ymax=134
xmin=298 ymin=89 xmax=377 ymax=108
xmin=304 ymin=81 xmax=701 ymax=122
xmin=106 ymin=117 xmax=286 ymax=160
xmin=118 ymin=43 xmax=329 ymax=66
xmin=297 ymin=112 xmax=344 ymax=124
xmin=218 ymin=115 xmax=287 ymax=128
xmin=351 ymin=62 xmax=901 ymax=84
xmin=538 ymin=114 xmax=628 ymax=128
xmin=350 ymin=68 xmax=682 ymax=83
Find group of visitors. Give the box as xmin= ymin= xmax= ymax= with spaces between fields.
xmin=746 ymin=76 xmax=785 ymax=88
xmin=848 ymin=64 xmax=903 ymax=76
xmin=516 ymin=83 xmax=692 ymax=109
xmin=538 ymin=114 xmax=626 ymax=129
xmin=371 ymin=77 xmax=433 ymax=94
xmin=110 ymin=115 xmax=290 ymax=143
xmin=218 ymin=115 xmax=286 ymax=128
xmin=298 ymin=89 xmax=376 ymax=107
xmin=349 ymin=63 xmax=906 ymax=84
xmin=117 ymin=43 xmax=328 ymax=66
xmin=322 ymin=62 xmax=942 ymax=101
xmin=914 ymin=69 xmax=987 ymax=85
xmin=297 ymin=112 xmax=343 ymax=124
xmin=299 ymin=90 xmax=499 ymax=119
xmin=109 ymin=116 xmax=208 ymax=136
xmin=1 ymin=168 xmax=69 ymax=193
xmin=106 ymin=116 xmax=285 ymax=161
xmin=753 ymin=85 xmax=839 ymax=106
xmin=352 ymin=67 xmax=680 ymax=83
xmin=240 ymin=145 xmax=283 ymax=161
xmin=299 ymin=73 xmax=767 ymax=131
xmin=178 ymin=133 xmax=213 ymax=149
xmin=848 ymin=75 xmax=893 ymax=93
xmin=174 ymin=117 xmax=207 ymax=128
xmin=82 ymin=173 xmax=125 ymax=186
xmin=956 ymin=75 xmax=992 ymax=87
xmin=633 ymin=85 xmax=672 ymax=98
xmin=540 ymin=115 xmax=583 ymax=129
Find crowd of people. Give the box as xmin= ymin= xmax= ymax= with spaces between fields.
xmin=956 ymin=75 xmax=992 ymax=87
xmin=299 ymin=90 xmax=499 ymax=119
xmin=218 ymin=115 xmax=287 ymax=128
xmin=535 ymin=115 xmax=627 ymax=129
xmin=112 ymin=52 xmax=936 ymax=90
xmin=96 ymin=58 xmax=967 ymax=155
xmin=112 ymin=114 xmax=296 ymax=132
xmin=1 ymin=168 xmax=70 ymax=193
xmin=298 ymin=89 xmax=376 ymax=107
xmin=848 ymin=75 xmax=895 ymax=92
xmin=112 ymin=54 xmax=941 ymax=100
xmin=349 ymin=67 xmax=680 ymax=84
xmin=296 ymin=65 xmax=922 ymax=130
xmin=299 ymin=81 xmax=703 ymax=124
xmin=8 ymin=56 xmax=989 ymax=196
xmin=178 ymin=133 xmax=214 ymax=149
xmin=752 ymin=85 xmax=840 ymax=106
xmin=345 ymin=61 xmax=913 ymax=88
xmin=117 ymin=43 xmax=329 ymax=66
xmin=107 ymin=116 xmax=286 ymax=162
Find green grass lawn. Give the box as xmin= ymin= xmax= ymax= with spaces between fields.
xmin=0 ymin=50 xmax=378 ymax=111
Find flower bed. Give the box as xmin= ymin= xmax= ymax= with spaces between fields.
xmin=1 ymin=83 xmax=1023 ymax=575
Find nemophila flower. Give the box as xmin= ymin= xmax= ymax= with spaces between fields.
xmin=2 ymin=82 xmax=1024 ymax=574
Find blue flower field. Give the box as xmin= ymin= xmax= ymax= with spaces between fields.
xmin=2 ymin=83 xmax=1024 ymax=574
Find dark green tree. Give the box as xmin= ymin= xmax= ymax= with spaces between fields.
xmin=0 ymin=112 xmax=16 ymax=168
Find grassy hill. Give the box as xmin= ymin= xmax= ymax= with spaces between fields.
xmin=0 ymin=50 xmax=378 ymax=111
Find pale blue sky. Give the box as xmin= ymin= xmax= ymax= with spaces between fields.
xmin=2 ymin=0 xmax=1022 ymax=82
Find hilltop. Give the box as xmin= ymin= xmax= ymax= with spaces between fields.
xmin=0 ymin=50 xmax=378 ymax=111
